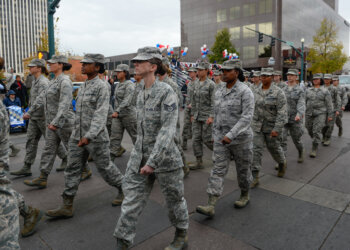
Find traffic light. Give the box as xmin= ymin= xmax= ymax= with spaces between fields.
xmin=37 ymin=51 xmax=49 ymax=60
xmin=271 ymin=38 xmax=275 ymax=47
xmin=258 ymin=33 xmax=263 ymax=43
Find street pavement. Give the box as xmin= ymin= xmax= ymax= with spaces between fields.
xmin=8 ymin=111 xmax=350 ymax=250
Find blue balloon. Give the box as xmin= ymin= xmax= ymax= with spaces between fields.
xmin=202 ymin=55 xmax=206 ymax=58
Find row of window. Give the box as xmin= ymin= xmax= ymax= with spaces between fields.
xmin=217 ymin=0 xmax=273 ymax=23
xmin=238 ymin=45 xmax=272 ymax=60
xmin=229 ymin=22 xmax=273 ymax=40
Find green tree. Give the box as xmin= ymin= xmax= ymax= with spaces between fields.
xmin=208 ymin=28 xmax=238 ymax=64
xmin=307 ymin=18 xmax=348 ymax=73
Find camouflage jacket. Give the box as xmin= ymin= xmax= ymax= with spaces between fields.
xmin=114 ymin=79 xmax=136 ymax=117
xmin=251 ymin=84 xmax=287 ymax=134
xmin=28 ymin=75 xmax=49 ymax=120
xmin=214 ymin=81 xmax=225 ymax=93
xmin=0 ymin=101 xmax=10 ymax=184
xmin=28 ymin=73 xmax=74 ymax=128
xmin=191 ymin=77 xmax=215 ymax=121
xmin=283 ymin=85 xmax=305 ymax=123
xmin=213 ymin=81 xmax=254 ymax=145
xmin=127 ymin=80 xmax=182 ymax=173
xmin=336 ymin=85 xmax=348 ymax=109
xmin=250 ymin=83 xmax=261 ymax=92
xmin=323 ymin=85 xmax=341 ymax=113
xmin=305 ymin=87 xmax=333 ymax=117
xmin=164 ymin=75 xmax=182 ymax=107
xmin=275 ymin=81 xmax=287 ymax=90
xmin=185 ymin=79 xmax=196 ymax=106
xmin=71 ymin=76 xmax=110 ymax=142
xmin=132 ymin=80 xmax=144 ymax=106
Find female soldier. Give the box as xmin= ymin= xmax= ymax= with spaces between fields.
xmin=305 ymin=73 xmax=333 ymax=157
xmin=23 ymin=55 xmax=74 ymax=188
xmin=196 ymin=59 xmax=254 ymax=218
xmin=114 ymin=47 xmax=189 ymax=250
xmin=110 ymin=64 xmax=137 ymax=160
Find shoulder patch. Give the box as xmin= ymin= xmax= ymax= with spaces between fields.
xmin=164 ymin=103 xmax=177 ymax=112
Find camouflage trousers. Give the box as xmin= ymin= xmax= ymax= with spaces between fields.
xmin=114 ymin=168 xmax=189 ymax=245
xmin=63 ymin=139 xmax=123 ymax=197
xmin=305 ymin=114 xmax=326 ymax=145
xmin=106 ymin=116 xmax=112 ymax=137
xmin=207 ymin=141 xmax=253 ymax=196
xmin=0 ymin=137 xmax=9 ymax=168
xmin=24 ymin=119 xmax=66 ymax=165
xmin=39 ymin=126 xmax=71 ymax=175
xmin=192 ymin=120 xmax=213 ymax=157
xmin=322 ymin=114 xmax=336 ymax=139
xmin=182 ymin=107 xmax=192 ymax=142
xmin=0 ymin=185 xmax=20 ymax=250
xmin=252 ymin=131 xmax=285 ymax=174
xmin=110 ymin=115 xmax=137 ymax=156
xmin=335 ymin=111 xmax=343 ymax=129
xmin=281 ymin=122 xmax=304 ymax=156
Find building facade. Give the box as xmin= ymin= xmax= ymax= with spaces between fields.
xmin=0 ymin=0 xmax=48 ymax=74
xmin=181 ymin=0 xmax=349 ymax=73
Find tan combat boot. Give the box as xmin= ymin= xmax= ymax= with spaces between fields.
xmin=234 ymin=190 xmax=250 ymax=208
xmin=298 ymin=149 xmax=305 ymax=163
xmin=250 ymin=171 xmax=260 ymax=188
xmin=23 ymin=173 xmax=48 ymax=189
xmin=116 ymin=238 xmax=129 ymax=250
xmin=323 ymin=138 xmax=331 ymax=146
xmin=46 ymin=194 xmax=74 ymax=218
xmin=116 ymin=147 xmax=126 ymax=157
xmin=196 ymin=195 xmax=219 ymax=217
xmin=56 ymin=157 xmax=67 ymax=172
xmin=182 ymin=164 xmax=190 ymax=178
xmin=112 ymin=186 xmax=124 ymax=206
xmin=309 ymin=143 xmax=318 ymax=158
xmin=20 ymin=206 xmax=44 ymax=237
xmin=10 ymin=163 xmax=32 ymax=177
xmin=80 ymin=167 xmax=92 ymax=181
xmin=188 ymin=157 xmax=203 ymax=170
xmin=9 ymin=144 xmax=20 ymax=157
xmin=164 ymin=228 xmax=188 ymax=250
xmin=277 ymin=161 xmax=287 ymax=178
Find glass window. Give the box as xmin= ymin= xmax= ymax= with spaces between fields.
xmin=243 ymin=3 xmax=256 ymax=17
xmin=258 ymin=22 xmax=273 ymax=35
xmin=259 ymin=0 xmax=273 ymax=14
xmin=243 ymin=24 xmax=256 ymax=38
xmin=243 ymin=46 xmax=256 ymax=59
xmin=217 ymin=9 xmax=227 ymax=23
xmin=229 ymin=6 xmax=240 ymax=20
xmin=229 ymin=27 xmax=240 ymax=40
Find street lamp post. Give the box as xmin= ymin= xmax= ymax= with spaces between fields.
xmin=48 ymin=0 xmax=60 ymax=59
xmin=301 ymin=38 xmax=305 ymax=83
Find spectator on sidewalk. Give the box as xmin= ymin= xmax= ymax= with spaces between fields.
xmin=3 ymin=90 xmax=21 ymax=107
xmin=10 ymin=75 xmax=28 ymax=108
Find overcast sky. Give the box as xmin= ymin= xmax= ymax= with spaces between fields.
xmin=55 ymin=0 xmax=350 ymax=57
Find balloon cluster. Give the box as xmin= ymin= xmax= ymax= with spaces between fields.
xmin=222 ymin=49 xmax=239 ymax=60
xmin=181 ymin=47 xmax=188 ymax=56
xmin=201 ymin=44 xmax=209 ymax=58
xmin=156 ymin=44 xmax=167 ymax=50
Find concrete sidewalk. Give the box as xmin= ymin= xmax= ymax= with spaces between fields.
xmin=9 ymin=112 xmax=350 ymax=250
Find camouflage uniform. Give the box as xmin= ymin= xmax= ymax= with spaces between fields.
xmin=28 ymin=72 xmax=74 ymax=175
xmin=132 ymin=80 xmax=143 ymax=106
xmin=64 ymin=66 xmax=124 ymax=196
xmin=191 ymin=68 xmax=215 ymax=158
xmin=281 ymin=70 xmax=305 ymax=157
xmin=322 ymin=80 xmax=341 ymax=142
xmin=335 ymin=82 xmax=348 ymax=131
xmin=207 ymin=78 xmax=254 ymax=196
xmin=114 ymin=75 xmax=188 ymax=245
xmin=110 ymin=65 xmax=137 ymax=157
xmin=24 ymin=73 xmax=66 ymax=166
xmin=305 ymin=84 xmax=333 ymax=146
xmin=251 ymin=74 xmax=287 ymax=176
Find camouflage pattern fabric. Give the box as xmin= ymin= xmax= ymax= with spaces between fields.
xmin=335 ymin=85 xmax=348 ymax=129
xmin=182 ymin=79 xmax=196 ymax=142
xmin=322 ymin=85 xmax=341 ymax=139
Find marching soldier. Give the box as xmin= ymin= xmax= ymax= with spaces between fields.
xmin=332 ymin=75 xmax=348 ymax=137
xmin=273 ymin=70 xmax=287 ymax=90
xmin=250 ymin=71 xmax=261 ymax=91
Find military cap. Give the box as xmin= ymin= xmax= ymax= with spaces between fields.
xmin=187 ymin=67 xmax=197 ymax=72
xmin=114 ymin=64 xmax=129 ymax=72
xmin=273 ymin=70 xmax=282 ymax=76
xmin=28 ymin=58 xmax=46 ymax=67
xmin=80 ymin=54 xmax=105 ymax=64
xmin=252 ymin=71 xmax=261 ymax=77
xmin=287 ymin=69 xmax=298 ymax=75
xmin=221 ymin=59 xmax=242 ymax=70
xmin=47 ymin=55 xmax=68 ymax=64
xmin=323 ymin=73 xmax=332 ymax=79
xmin=313 ymin=73 xmax=323 ymax=79
xmin=332 ymin=75 xmax=339 ymax=80
xmin=196 ymin=61 xmax=210 ymax=70
xmin=260 ymin=67 xmax=274 ymax=76
xmin=213 ymin=70 xmax=222 ymax=76
xmin=161 ymin=57 xmax=170 ymax=66
xmin=132 ymin=47 xmax=162 ymax=61
xmin=244 ymin=71 xmax=250 ymax=77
